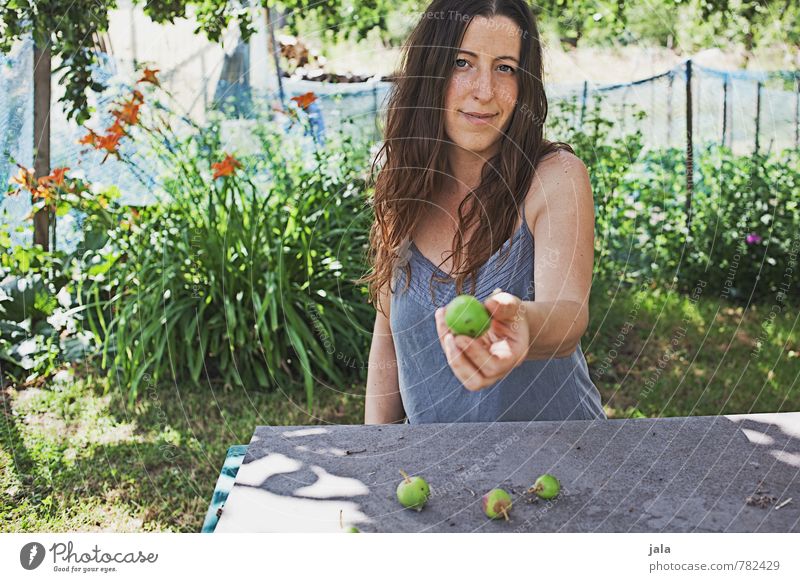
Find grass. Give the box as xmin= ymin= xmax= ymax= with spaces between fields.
xmin=0 ymin=370 xmax=364 ymax=532
xmin=587 ymin=278 xmax=799 ymax=419
xmin=1 ymin=280 xmax=797 ymax=532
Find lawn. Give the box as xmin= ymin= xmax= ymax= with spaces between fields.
xmin=1 ymin=281 xmax=797 ymax=532
xmin=588 ymin=280 xmax=799 ymax=418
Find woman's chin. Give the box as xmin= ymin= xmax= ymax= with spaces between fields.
xmin=453 ymin=139 xmax=498 ymax=156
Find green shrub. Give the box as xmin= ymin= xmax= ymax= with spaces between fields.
xmin=0 ymin=171 xmax=117 ymax=385
xmin=551 ymin=95 xmax=800 ymax=303
xmin=634 ymin=145 xmax=800 ymax=303
xmin=90 ymin=90 xmax=375 ymax=409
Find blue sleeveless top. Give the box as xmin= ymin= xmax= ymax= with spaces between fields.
xmin=389 ymin=214 xmax=606 ymax=424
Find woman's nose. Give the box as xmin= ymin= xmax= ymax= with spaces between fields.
xmin=471 ymin=69 xmax=495 ymax=101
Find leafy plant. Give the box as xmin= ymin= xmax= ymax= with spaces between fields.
xmin=550 ymin=94 xmax=800 ymax=303
xmin=0 ymin=165 xmax=120 ymax=385
xmin=82 ymin=82 xmax=375 ymax=409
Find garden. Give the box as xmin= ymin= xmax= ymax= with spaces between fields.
xmin=1 ymin=0 xmax=798 ymax=533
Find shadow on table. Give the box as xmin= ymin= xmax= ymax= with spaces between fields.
xmin=212 ymin=427 xmax=372 ymax=532
xmin=727 ymin=413 xmax=800 ymax=471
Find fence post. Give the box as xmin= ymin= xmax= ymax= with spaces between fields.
xmin=667 ymin=71 xmax=673 ymax=147
xmin=264 ymin=6 xmax=285 ymax=108
xmin=754 ymin=80 xmax=762 ymax=155
xmin=580 ymin=80 xmax=588 ymax=126
xmin=696 ymin=68 xmax=701 ymax=139
xmin=795 ymin=74 xmax=799 ymax=150
xmin=721 ymin=74 xmax=729 ymax=147
xmin=729 ymin=77 xmax=734 ymax=149
xmin=33 ymin=44 xmax=51 ymax=250
xmin=685 ymin=59 xmax=694 ymax=233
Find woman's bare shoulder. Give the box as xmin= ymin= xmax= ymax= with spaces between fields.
xmin=525 ymin=149 xmax=590 ymax=228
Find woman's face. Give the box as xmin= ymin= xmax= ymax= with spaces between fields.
xmin=443 ymin=15 xmax=522 ymax=158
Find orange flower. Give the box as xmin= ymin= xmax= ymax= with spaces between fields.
xmin=138 ymin=68 xmax=160 ymax=87
xmin=106 ymin=120 xmax=127 ymax=139
xmin=132 ymin=89 xmax=144 ymax=103
xmin=36 ymin=167 xmax=70 ymax=189
xmin=32 ymin=184 xmax=57 ymax=205
xmin=211 ymin=153 xmax=242 ymax=180
xmin=113 ymin=99 xmax=141 ymax=126
xmin=79 ymin=130 xmax=99 ymax=147
xmin=50 ymin=167 xmax=69 ymax=187
xmin=96 ymin=132 xmax=122 ymax=154
xmin=290 ymin=91 xmax=317 ymax=110
xmin=10 ymin=165 xmax=36 ymax=193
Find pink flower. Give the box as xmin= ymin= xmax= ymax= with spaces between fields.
xmin=746 ymin=233 xmax=763 ymax=245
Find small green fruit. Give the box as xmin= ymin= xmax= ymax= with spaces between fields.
xmin=444 ymin=294 xmax=491 ymax=338
xmin=396 ymin=469 xmax=430 ymax=511
xmin=348 ymin=526 xmax=360 ymax=533
xmin=529 ymin=473 xmax=560 ymax=499
xmin=482 ymin=488 xmax=512 ymax=521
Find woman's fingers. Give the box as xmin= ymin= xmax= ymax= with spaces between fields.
xmin=433 ymin=293 xmax=530 ymax=391
xmin=454 ymin=334 xmax=505 ymax=380
xmin=444 ymin=335 xmax=487 ymax=390
xmin=436 ymin=307 xmax=490 ymax=390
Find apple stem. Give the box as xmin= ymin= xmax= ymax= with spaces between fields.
xmin=501 ymin=507 xmax=509 ymax=521
xmin=339 ymin=509 xmax=343 ymax=530
xmin=399 ymin=469 xmax=411 ymax=483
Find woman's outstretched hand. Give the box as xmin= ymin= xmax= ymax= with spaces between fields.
xmin=434 ymin=290 xmax=530 ymax=391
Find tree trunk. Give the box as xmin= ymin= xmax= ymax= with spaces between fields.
xmin=33 ymin=44 xmax=51 ymax=250
xmin=264 ymin=5 xmax=285 ymax=107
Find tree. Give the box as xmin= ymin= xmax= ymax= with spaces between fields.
xmin=0 ymin=0 xmax=392 ymax=248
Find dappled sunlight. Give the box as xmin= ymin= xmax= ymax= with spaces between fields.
xmin=281 ymin=427 xmax=330 ymax=438
xmin=740 ymin=428 xmax=774 ymax=446
xmin=294 ymin=445 xmax=349 ymax=457
xmin=234 ymin=453 xmax=303 ymax=487
xmin=214 ymin=486 xmax=370 ymax=532
xmin=769 ymin=450 xmax=800 ymax=469
xmin=293 ymin=466 xmax=370 ymax=498
xmin=215 ymin=442 xmax=372 ymax=531
xmin=727 ymin=413 xmax=800 ymax=472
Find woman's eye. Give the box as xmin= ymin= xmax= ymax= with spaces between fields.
xmin=499 ymin=64 xmax=515 ymax=74
xmin=455 ymin=58 xmax=469 ymax=68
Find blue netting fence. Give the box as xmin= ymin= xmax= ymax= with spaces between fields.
xmin=2 ymin=37 xmax=799 ymax=252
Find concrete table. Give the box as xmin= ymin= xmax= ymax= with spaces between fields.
xmin=214 ymin=412 xmax=800 ymax=532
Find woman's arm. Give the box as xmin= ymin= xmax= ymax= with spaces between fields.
xmin=432 ymin=150 xmax=597 ymax=390
xmin=364 ymin=284 xmax=406 ymax=424
xmin=523 ymin=149 xmax=594 ymax=359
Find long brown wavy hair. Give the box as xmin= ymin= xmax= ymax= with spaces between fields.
xmin=356 ymin=0 xmax=574 ymax=315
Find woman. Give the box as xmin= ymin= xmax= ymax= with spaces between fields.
xmin=359 ymin=0 xmax=605 ymax=424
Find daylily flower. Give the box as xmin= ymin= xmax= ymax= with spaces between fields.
xmin=50 ymin=167 xmax=69 ymax=187
xmin=78 ymin=130 xmax=100 ymax=147
xmin=32 ymin=183 xmax=57 ymax=206
xmin=96 ymin=132 xmax=122 ymax=156
xmin=212 ymin=153 xmax=242 ymax=179
xmin=37 ymin=167 xmax=69 ymax=189
xmin=106 ymin=120 xmax=127 ymax=139
xmin=290 ymin=91 xmax=317 ymax=110
xmin=746 ymin=233 xmax=763 ymax=245
xmin=138 ymin=68 xmax=160 ymax=86
xmin=10 ymin=165 xmax=36 ymax=193
xmin=113 ymin=98 xmax=141 ymax=126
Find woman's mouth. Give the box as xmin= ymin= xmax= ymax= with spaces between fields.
xmin=460 ymin=111 xmax=496 ymax=126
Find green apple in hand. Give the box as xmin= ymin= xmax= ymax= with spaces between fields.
xmin=444 ymin=294 xmax=491 ymax=338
